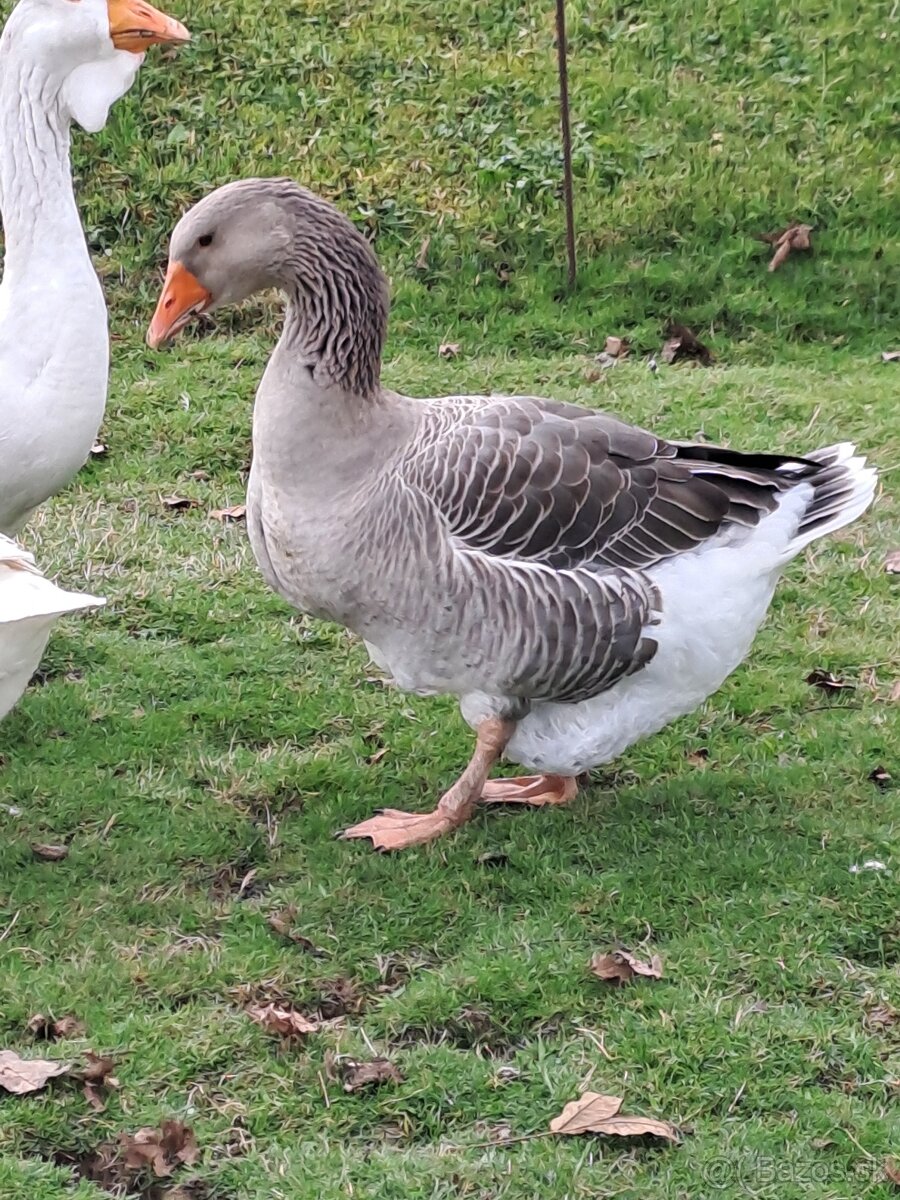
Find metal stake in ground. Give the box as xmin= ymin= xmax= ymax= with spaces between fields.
xmin=555 ymin=0 xmax=576 ymax=290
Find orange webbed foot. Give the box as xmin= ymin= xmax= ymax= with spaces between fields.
xmin=480 ymin=774 xmax=577 ymax=807
xmin=339 ymin=807 xmax=456 ymax=851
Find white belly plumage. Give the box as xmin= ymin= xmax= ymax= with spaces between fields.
xmin=471 ymin=489 xmax=811 ymax=775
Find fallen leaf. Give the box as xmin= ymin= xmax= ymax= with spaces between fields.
xmin=161 ymin=495 xmax=198 ymax=510
xmin=438 ymin=342 xmax=460 ymax=358
xmin=882 ymin=351 xmax=900 ymax=364
xmin=686 ymin=747 xmax=710 ymax=767
xmin=0 ymin=1049 xmax=70 ymax=1094
xmin=758 ymin=223 xmax=814 ymax=271
xmin=805 ymin=668 xmax=855 ymax=693
xmin=884 ymin=550 xmax=900 ymax=574
xmin=415 ymin=235 xmax=430 ymax=270
xmin=886 ymin=1158 xmax=900 ymax=1187
xmin=245 ymin=1003 xmax=318 ymax=1038
xmin=366 ymin=746 xmax=389 ymax=765
xmin=210 ymin=504 xmax=246 ymax=522
xmin=604 ymin=335 xmax=628 ymax=358
xmin=590 ymin=948 xmax=663 ymax=983
xmin=31 ymin=843 xmax=69 ymax=861
xmin=26 ymin=1014 xmax=84 ymax=1041
xmin=890 ymin=681 xmax=900 ymax=703
xmin=341 ymin=1057 xmax=403 ymax=1093
xmin=660 ymin=322 xmax=712 ymax=366
xmin=550 ymin=1091 xmax=677 ymax=1141
xmin=868 ymin=765 xmax=892 ymax=790
xmin=79 ymin=1051 xmax=119 ymax=1111
xmin=119 ymin=1120 xmax=199 ymax=1178
xmin=90 ymin=441 xmax=108 ymax=458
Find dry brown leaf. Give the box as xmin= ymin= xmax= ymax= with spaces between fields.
xmin=605 ymin=335 xmax=629 ymax=358
xmin=161 ymin=495 xmax=199 ymax=510
xmin=80 ymin=1051 xmax=119 ymax=1112
xmin=550 ymin=1091 xmax=623 ymax=1133
xmin=885 ymin=1157 xmax=900 ymax=1187
xmin=31 ymin=843 xmax=69 ymax=862
xmin=210 ymin=504 xmax=246 ymax=522
xmin=660 ymin=322 xmax=712 ymax=366
xmin=882 ymin=351 xmax=900 ymax=364
xmin=759 ymin=223 xmax=814 ymax=271
xmin=438 ymin=342 xmax=460 ymax=358
xmin=686 ymin=747 xmax=710 ymax=767
xmin=119 ymin=1120 xmax=199 ymax=1178
xmin=890 ymin=680 xmax=900 ymax=703
xmin=590 ymin=948 xmax=664 ymax=984
xmin=26 ymin=1014 xmax=84 ymax=1040
xmin=341 ymin=1057 xmax=403 ymax=1093
xmin=245 ymin=1002 xmax=318 ymax=1038
xmin=90 ymin=441 xmax=108 ymax=458
xmin=884 ymin=549 xmax=900 ymax=574
xmin=550 ymin=1091 xmax=677 ymax=1141
xmin=805 ymin=668 xmax=855 ymax=693
xmin=0 ymin=1049 xmax=70 ymax=1094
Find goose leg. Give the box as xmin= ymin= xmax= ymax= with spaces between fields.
xmin=480 ymin=775 xmax=578 ymax=806
xmin=340 ymin=718 xmax=513 ymax=851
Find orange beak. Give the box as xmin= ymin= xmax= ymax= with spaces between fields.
xmin=108 ymin=0 xmax=190 ymax=53
xmin=147 ymin=261 xmax=212 ymax=349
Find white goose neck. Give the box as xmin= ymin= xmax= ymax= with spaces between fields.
xmin=0 ymin=46 xmax=87 ymax=283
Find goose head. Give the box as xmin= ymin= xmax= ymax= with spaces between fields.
xmin=147 ymin=180 xmax=295 ymax=347
xmin=4 ymin=0 xmax=189 ymax=132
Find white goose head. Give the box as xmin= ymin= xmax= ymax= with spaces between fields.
xmin=3 ymin=0 xmax=189 ymax=132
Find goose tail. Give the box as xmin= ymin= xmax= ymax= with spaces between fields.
xmin=780 ymin=442 xmax=877 ymax=558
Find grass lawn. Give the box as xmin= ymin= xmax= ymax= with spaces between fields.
xmin=1 ymin=0 xmax=899 ymax=1197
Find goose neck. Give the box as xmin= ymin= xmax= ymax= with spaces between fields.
xmin=0 ymin=48 xmax=85 ymax=281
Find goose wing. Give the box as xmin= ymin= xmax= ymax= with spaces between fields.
xmin=404 ymin=395 xmax=812 ymax=572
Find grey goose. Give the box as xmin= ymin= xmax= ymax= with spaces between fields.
xmin=147 ymin=178 xmax=877 ymax=850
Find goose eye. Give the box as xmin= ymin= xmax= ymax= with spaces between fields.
xmin=198 ymin=233 xmax=214 ymax=248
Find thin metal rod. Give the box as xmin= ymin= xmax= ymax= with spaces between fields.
xmin=555 ymin=0 xmax=576 ymax=290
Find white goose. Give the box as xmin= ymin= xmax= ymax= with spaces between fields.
xmin=0 ymin=0 xmax=189 ymax=536
xmin=148 ymin=180 xmax=877 ymax=851
xmin=0 ymin=535 xmax=104 ymax=721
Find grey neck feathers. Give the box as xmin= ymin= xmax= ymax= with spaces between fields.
xmin=0 ymin=45 xmax=82 ymax=281
xmin=274 ymin=187 xmax=390 ymax=402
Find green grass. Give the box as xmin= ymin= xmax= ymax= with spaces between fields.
xmin=75 ymin=0 xmax=898 ymax=352
xmin=2 ymin=0 xmax=899 ymax=1196
xmin=2 ymin=348 xmax=897 ymax=1199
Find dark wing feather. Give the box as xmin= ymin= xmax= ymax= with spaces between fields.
xmin=403 ymin=397 xmax=814 ymax=572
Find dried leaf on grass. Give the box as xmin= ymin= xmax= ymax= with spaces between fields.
xmin=341 ymin=1056 xmax=403 ymax=1093
xmin=245 ymin=1003 xmax=318 ymax=1038
xmin=864 ymin=1003 xmax=897 ymax=1031
xmin=868 ymin=765 xmax=892 ymax=790
xmin=90 ymin=441 xmax=108 ymax=458
xmin=79 ymin=1051 xmax=119 ymax=1111
xmin=119 ymin=1120 xmax=199 ymax=1178
xmin=884 ymin=550 xmax=900 ymax=574
xmin=161 ymin=495 xmax=199 ymax=510
xmin=591 ymin=948 xmax=663 ymax=984
xmin=660 ymin=322 xmax=712 ymax=366
xmin=805 ymin=668 xmax=855 ymax=693
xmin=890 ymin=680 xmax=900 ymax=704
xmin=550 ymin=1091 xmax=677 ymax=1141
xmin=26 ymin=1014 xmax=84 ymax=1040
xmin=758 ymin=223 xmax=814 ymax=271
xmin=882 ymin=351 xmax=900 ymax=364
xmin=0 ymin=1049 xmax=70 ymax=1094
xmin=595 ymin=335 xmax=630 ymax=369
xmin=686 ymin=747 xmax=710 ymax=767
xmin=885 ymin=1157 xmax=900 ymax=1187
xmin=210 ymin=505 xmax=246 ymax=522
xmin=438 ymin=342 xmax=460 ymax=358
xmin=31 ymin=843 xmax=69 ymax=861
